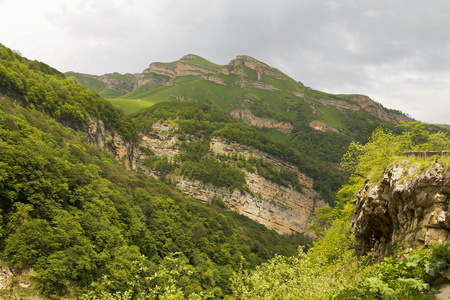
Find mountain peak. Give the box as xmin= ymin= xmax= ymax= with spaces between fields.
xmin=181 ymin=54 xmax=201 ymax=60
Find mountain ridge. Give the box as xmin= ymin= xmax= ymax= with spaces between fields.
xmin=66 ymin=54 xmax=413 ymax=127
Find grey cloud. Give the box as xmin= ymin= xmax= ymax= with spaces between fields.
xmin=5 ymin=0 xmax=449 ymax=123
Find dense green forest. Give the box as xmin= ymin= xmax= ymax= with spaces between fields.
xmin=0 ymin=44 xmax=310 ymax=299
xmin=0 ymin=45 xmax=138 ymax=142
xmin=1 ymin=43 xmax=450 ymax=299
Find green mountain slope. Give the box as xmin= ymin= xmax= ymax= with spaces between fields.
xmin=68 ymin=54 xmax=420 ymax=204
xmin=0 ymin=43 xmax=310 ymax=299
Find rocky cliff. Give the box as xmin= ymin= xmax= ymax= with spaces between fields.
xmin=353 ymin=161 xmax=450 ymax=257
xmin=84 ymin=117 xmax=139 ymax=170
xmin=230 ymin=109 xmax=294 ymax=134
xmin=138 ymin=124 xmax=325 ymax=235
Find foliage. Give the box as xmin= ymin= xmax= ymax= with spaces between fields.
xmin=132 ymin=101 xmax=344 ymax=204
xmin=0 ymin=43 xmax=139 ymax=142
xmin=426 ymin=243 xmax=450 ymax=280
xmin=340 ymin=122 xmax=450 ymax=192
xmin=334 ymin=248 xmax=435 ymax=299
xmin=0 ymin=98 xmax=308 ymax=298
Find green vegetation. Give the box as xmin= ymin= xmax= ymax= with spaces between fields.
xmin=131 ymin=101 xmax=342 ymax=203
xmin=0 ymin=44 xmax=139 ymax=142
xmin=3 ymin=43 xmax=450 ymax=299
xmin=69 ymin=53 xmax=435 ymax=205
xmin=0 ymin=96 xmax=309 ymax=299
xmin=0 ymin=45 xmax=313 ymax=299
xmin=341 ymin=121 xmax=450 ymax=191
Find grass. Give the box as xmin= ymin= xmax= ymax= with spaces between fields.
xmin=263 ymin=128 xmax=290 ymax=143
xmin=180 ymin=55 xmax=223 ymax=70
xmin=106 ymin=98 xmax=156 ymax=114
xmin=99 ymin=88 xmax=126 ymax=98
xmin=315 ymin=103 xmax=350 ymax=132
xmin=435 ymin=123 xmax=450 ymax=130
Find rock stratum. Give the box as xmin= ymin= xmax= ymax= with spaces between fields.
xmin=139 ymin=123 xmax=325 ymax=235
xmin=353 ymin=161 xmax=450 ymax=257
xmin=80 ymin=118 xmax=326 ymax=236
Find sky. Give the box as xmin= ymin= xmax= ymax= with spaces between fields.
xmin=1 ymin=0 xmax=449 ymax=124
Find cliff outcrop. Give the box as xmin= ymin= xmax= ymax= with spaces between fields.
xmin=353 ymin=161 xmax=450 ymax=257
xmin=223 ymin=56 xmax=289 ymax=80
xmin=350 ymin=95 xmax=414 ymax=124
xmin=137 ymin=124 xmax=325 ymax=235
xmin=230 ymin=109 xmax=294 ymax=134
xmin=84 ymin=117 xmax=139 ymax=170
xmin=309 ymin=120 xmax=340 ymax=133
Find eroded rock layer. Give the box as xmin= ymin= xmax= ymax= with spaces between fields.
xmin=353 ymin=162 xmax=450 ymax=256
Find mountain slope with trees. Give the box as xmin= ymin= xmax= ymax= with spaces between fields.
xmin=2 ymin=43 xmax=449 ymax=299
xmin=68 ymin=54 xmax=434 ymax=205
xmin=0 ymin=43 xmax=310 ymax=299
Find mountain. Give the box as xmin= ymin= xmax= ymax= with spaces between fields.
xmin=67 ymin=54 xmax=413 ymax=129
xmin=67 ymin=54 xmax=419 ymax=202
xmin=3 ymin=43 xmax=450 ymax=299
xmin=0 ymin=43 xmax=311 ymax=298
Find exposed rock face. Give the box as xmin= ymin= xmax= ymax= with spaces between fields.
xmin=143 ymin=60 xmax=218 ymax=80
xmin=139 ymin=123 xmax=182 ymax=159
xmin=174 ymin=171 xmax=323 ymax=235
xmin=209 ymin=137 xmax=314 ymax=188
xmin=170 ymin=94 xmax=194 ymax=102
xmin=353 ymin=162 xmax=450 ymax=257
xmin=311 ymin=95 xmax=414 ymax=124
xmin=173 ymin=137 xmax=325 ymax=235
xmin=350 ymin=95 xmax=414 ymax=124
xmin=222 ymin=56 xmax=288 ymax=80
xmin=133 ymin=72 xmax=171 ymax=90
xmin=313 ymin=98 xmax=361 ymax=111
xmin=201 ymin=74 xmax=226 ymax=85
xmin=84 ymin=118 xmax=138 ymax=170
xmin=98 ymin=74 xmax=135 ymax=94
xmin=136 ymin=123 xmax=326 ymax=235
xmin=309 ymin=121 xmax=340 ymax=133
xmin=0 ymin=263 xmax=38 ymax=299
xmin=230 ymin=109 xmax=294 ymax=134
xmin=253 ymin=81 xmax=280 ymax=91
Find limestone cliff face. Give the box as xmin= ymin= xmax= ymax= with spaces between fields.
xmin=353 ymin=162 xmax=450 ymax=257
xmin=137 ymin=124 xmax=325 ymax=235
xmin=309 ymin=120 xmax=340 ymax=133
xmin=223 ymin=56 xmax=288 ymax=81
xmin=350 ymin=95 xmax=413 ymax=124
xmin=313 ymin=98 xmax=360 ymax=111
xmin=310 ymin=95 xmax=414 ymax=124
xmin=230 ymin=109 xmax=294 ymax=134
xmin=84 ymin=117 xmax=139 ymax=170
xmin=173 ymin=171 xmax=322 ymax=235
xmin=143 ymin=60 xmax=218 ymax=80
xmin=173 ymin=137 xmax=325 ymax=235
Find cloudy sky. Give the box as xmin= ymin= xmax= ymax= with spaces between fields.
xmin=1 ymin=0 xmax=449 ymax=124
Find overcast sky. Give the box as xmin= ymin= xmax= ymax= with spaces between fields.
xmin=1 ymin=0 xmax=449 ymax=124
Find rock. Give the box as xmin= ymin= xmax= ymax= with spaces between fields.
xmin=350 ymin=95 xmax=414 ymax=124
xmin=137 ymin=131 xmax=325 ymax=236
xmin=84 ymin=117 xmax=139 ymax=170
xmin=352 ymin=162 xmax=450 ymax=256
xmin=308 ymin=120 xmax=340 ymax=133
xmin=252 ymin=81 xmax=280 ymax=91
xmin=230 ymin=109 xmax=293 ymax=134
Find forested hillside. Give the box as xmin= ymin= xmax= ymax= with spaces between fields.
xmin=2 ymin=43 xmax=450 ymax=299
xmin=132 ymin=101 xmax=340 ymax=202
xmin=0 ymin=44 xmax=310 ymax=299
xmin=68 ymin=54 xmax=429 ymax=205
